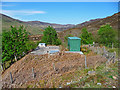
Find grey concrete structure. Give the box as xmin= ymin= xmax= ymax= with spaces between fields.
xmin=64 ymin=51 xmax=83 ymax=54
xmin=31 ymin=46 xmax=60 ymax=55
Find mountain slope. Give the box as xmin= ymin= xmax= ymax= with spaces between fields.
xmin=1 ymin=12 xmax=119 ymax=36
xmin=1 ymin=14 xmax=75 ymax=35
xmin=58 ymin=12 xmax=119 ymax=41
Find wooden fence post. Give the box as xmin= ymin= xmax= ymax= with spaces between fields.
xmin=97 ymin=47 xmax=100 ymax=54
xmin=114 ymin=51 xmax=116 ymax=58
xmin=53 ymin=63 xmax=56 ymax=71
xmin=0 ymin=63 xmax=3 ymax=72
xmin=10 ymin=72 xmax=13 ymax=84
xmin=93 ymin=42 xmax=95 ymax=47
xmin=32 ymin=67 xmax=35 ymax=78
xmin=103 ymin=46 xmax=106 ymax=53
xmin=113 ymin=51 xmax=116 ymax=63
xmin=85 ymin=55 xmax=87 ymax=69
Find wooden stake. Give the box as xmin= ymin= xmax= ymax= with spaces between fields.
xmin=53 ymin=63 xmax=56 ymax=71
xmin=114 ymin=51 xmax=116 ymax=58
xmin=113 ymin=51 xmax=116 ymax=63
xmin=103 ymin=46 xmax=105 ymax=53
xmin=97 ymin=47 xmax=100 ymax=54
xmin=32 ymin=67 xmax=35 ymax=78
xmin=85 ymin=55 xmax=87 ymax=69
xmin=0 ymin=63 xmax=3 ymax=71
xmin=10 ymin=72 xmax=13 ymax=84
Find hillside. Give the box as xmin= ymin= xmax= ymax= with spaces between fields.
xmin=1 ymin=14 xmax=75 ymax=35
xmin=2 ymin=52 xmax=109 ymax=88
xmin=2 ymin=50 xmax=118 ymax=88
xmin=58 ymin=12 xmax=119 ymax=41
xmin=1 ymin=12 xmax=118 ymax=36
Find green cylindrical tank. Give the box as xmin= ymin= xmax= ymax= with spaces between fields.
xmin=68 ymin=37 xmax=81 ymax=51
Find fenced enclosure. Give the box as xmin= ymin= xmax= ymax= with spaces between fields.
xmin=1 ymin=43 xmax=118 ymax=88
xmin=89 ymin=45 xmax=117 ymax=65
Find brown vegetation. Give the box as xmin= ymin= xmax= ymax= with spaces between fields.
xmin=2 ymin=52 xmax=107 ymax=88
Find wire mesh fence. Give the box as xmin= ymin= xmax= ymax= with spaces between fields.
xmin=89 ymin=45 xmax=116 ymax=64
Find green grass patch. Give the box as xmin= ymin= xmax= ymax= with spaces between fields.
xmin=63 ymin=61 xmax=118 ymax=88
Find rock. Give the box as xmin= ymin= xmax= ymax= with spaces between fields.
xmin=97 ymin=83 xmax=101 ymax=86
xmin=19 ymin=82 xmax=23 ymax=86
xmin=87 ymin=84 xmax=90 ymax=87
xmin=59 ymin=86 xmax=62 ymax=88
xmin=11 ymin=84 xmax=16 ymax=88
xmin=72 ymin=81 xmax=77 ymax=83
xmin=66 ymin=82 xmax=71 ymax=85
xmin=79 ymin=77 xmax=82 ymax=79
xmin=88 ymin=71 xmax=96 ymax=75
xmin=113 ymin=86 xmax=116 ymax=88
xmin=113 ymin=76 xmax=117 ymax=80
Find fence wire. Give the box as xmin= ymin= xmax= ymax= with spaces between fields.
xmin=89 ymin=45 xmax=116 ymax=64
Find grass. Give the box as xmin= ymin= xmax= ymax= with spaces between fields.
xmin=108 ymin=48 xmax=118 ymax=58
xmin=27 ymin=84 xmax=34 ymax=88
xmin=104 ymin=46 xmax=118 ymax=58
xmin=63 ymin=61 xmax=118 ymax=88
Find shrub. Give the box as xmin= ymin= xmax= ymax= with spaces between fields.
xmin=41 ymin=26 xmax=62 ymax=45
xmin=25 ymin=41 xmax=38 ymax=51
xmin=80 ymin=28 xmax=93 ymax=45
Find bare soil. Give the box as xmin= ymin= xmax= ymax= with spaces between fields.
xmin=2 ymin=52 xmax=107 ymax=88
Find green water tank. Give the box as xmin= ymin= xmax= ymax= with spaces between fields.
xmin=68 ymin=37 xmax=81 ymax=51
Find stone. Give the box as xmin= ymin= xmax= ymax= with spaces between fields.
xmin=113 ymin=76 xmax=117 ymax=80
xmin=97 ymin=83 xmax=101 ymax=86
xmin=66 ymin=82 xmax=71 ymax=85
xmin=19 ymin=82 xmax=23 ymax=86
xmin=113 ymin=86 xmax=116 ymax=88
xmin=59 ymin=86 xmax=62 ymax=88
xmin=87 ymin=84 xmax=90 ymax=87
xmin=88 ymin=71 xmax=96 ymax=75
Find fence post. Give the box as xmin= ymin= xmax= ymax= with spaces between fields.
xmin=114 ymin=51 xmax=116 ymax=58
xmin=103 ymin=46 xmax=106 ymax=57
xmin=10 ymin=72 xmax=13 ymax=84
xmin=0 ymin=63 xmax=3 ymax=72
xmin=32 ymin=67 xmax=35 ymax=78
xmin=97 ymin=47 xmax=100 ymax=54
xmin=85 ymin=55 xmax=87 ymax=69
xmin=113 ymin=51 xmax=116 ymax=63
xmin=52 ymin=63 xmax=56 ymax=71
xmin=103 ymin=46 xmax=106 ymax=53
xmin=93 ymin=42 xmax=95 ymax=47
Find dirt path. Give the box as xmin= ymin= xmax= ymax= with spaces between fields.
xmin=2 ymin=53 xmax=107 ymax=88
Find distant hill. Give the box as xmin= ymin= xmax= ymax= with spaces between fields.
xmin=1 ymin=14 xmax=75 ymax=35
xmin=1 ymin=12 xmax=119 ymax=37
xmin=58 ymin=12 xmax=119 ymax=41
